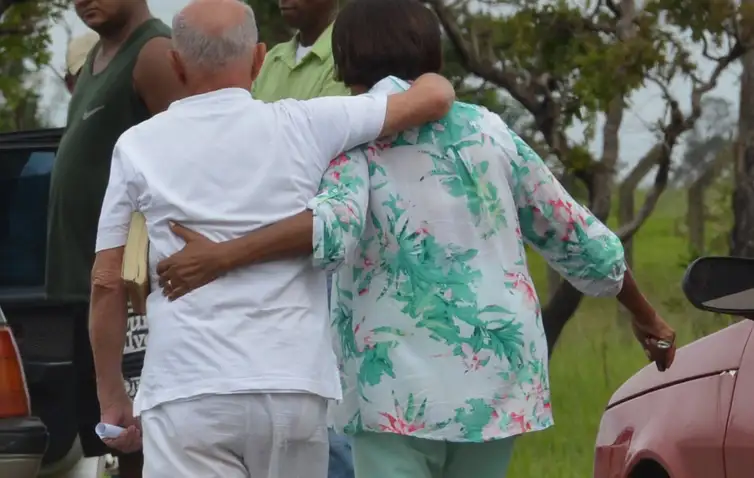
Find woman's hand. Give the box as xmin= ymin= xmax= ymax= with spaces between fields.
xmin=157 ymin=222 xmax=227 ymax=300
xmin=631 ymin=312 xmax=676 ymax=372
xmin=615 ymin=268 xmax=676 ymax=371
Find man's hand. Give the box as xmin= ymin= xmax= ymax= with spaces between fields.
xmin=99 ymin=392 xmax=141 ymax=454
xmin=631 ymin=313 xmax=676 ymax=372
xmin=157 ymin=222 xmax=225 ymax=300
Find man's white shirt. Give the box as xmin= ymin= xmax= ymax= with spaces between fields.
xmin=95 ymin=88 xmax=386 ymax=414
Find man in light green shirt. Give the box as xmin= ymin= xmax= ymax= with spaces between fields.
xmin=252 ymin=2 xmax=352 ymax=477
xmin=252 ymin=0 xmax=349 ymax=101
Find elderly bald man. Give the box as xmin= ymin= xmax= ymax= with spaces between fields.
xmin=88 ymin=0 xmax=454 ymax=476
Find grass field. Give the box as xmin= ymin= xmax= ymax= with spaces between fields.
xmin=508 ymin=189 xmax=736 ymax=477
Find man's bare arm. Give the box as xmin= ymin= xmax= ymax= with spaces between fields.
xmin=89 ymin=248 xmax=129 ymax=403
xmin=133 ymin=37 xmax=185 ymax=114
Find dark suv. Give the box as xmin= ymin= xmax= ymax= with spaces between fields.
xmin=0 ymin=128 xmax=90 ymax=476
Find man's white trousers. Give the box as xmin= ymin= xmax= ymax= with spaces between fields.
xmin=141 ymin=392 xmax=329 ymax=478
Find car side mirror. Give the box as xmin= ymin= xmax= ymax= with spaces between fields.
xmin=682 ymin=256 xmax=754 ymax=316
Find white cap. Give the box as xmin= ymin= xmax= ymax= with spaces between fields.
xmin=65 ymin=32 xmax=99 ymax=76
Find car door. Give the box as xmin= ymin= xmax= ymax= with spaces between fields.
xmin=724 ymin=320 xmax=754 ymax=478
xmin=0 ymin=129 xmax=62 ymax=293
xmin=0 ymin=128 xmax=86 ymax=467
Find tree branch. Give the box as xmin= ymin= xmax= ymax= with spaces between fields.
xmin=0 ymin=24 xmax=34 ymax=35
xmin=687 ymin=42 xmax=745 ymax=128
xmin=615 ymin=142 xmax=673 ymax=241
xmin=423 ymin=0 xmax=540 ymax=113
xmin=593 ymin=0 xmax=636 ymax=219
xmin=616 ymin=40 xmax=745 ymax=241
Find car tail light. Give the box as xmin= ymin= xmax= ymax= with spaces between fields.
xmin=0 ymin=325 xmax=30 ymax=417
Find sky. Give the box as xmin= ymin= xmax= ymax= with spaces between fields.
xmin=41 ymin=0 xmax=743 ymax=171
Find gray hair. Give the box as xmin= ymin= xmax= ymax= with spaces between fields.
xmin=172 ymin=3 xmax=258 ymax=70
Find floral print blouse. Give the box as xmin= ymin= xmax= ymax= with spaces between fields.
xmin=310 ymin=77 xmax=626 ymax=442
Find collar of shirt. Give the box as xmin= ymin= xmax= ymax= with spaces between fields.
xmin=369 ymin=76 xmax=409 ymax=96
xmin=168 ymin=88 xmax=253 ymax=111
xmin=269 ymin=23 xmax=335 ymax=70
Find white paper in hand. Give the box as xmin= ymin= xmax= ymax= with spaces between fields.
xmin=95 ymin=423 xmax=125 ymax=440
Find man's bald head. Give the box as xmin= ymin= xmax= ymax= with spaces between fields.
xmin=172 ymin=0 xmax=259 ymax=71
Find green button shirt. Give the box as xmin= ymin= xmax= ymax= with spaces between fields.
xmin=253 ymin=24 xmax=350 ymax=102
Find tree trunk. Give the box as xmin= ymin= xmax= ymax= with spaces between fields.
xmin=617 ymin=192 xmax=634 ymax=267
xmin=616 ymin=188 xmax=633 ymax=324
xmin=546 ymin=262 xmax=561 ymax=301
xmin=687 ymin=184 xmax=706 ymax=255
xmin=688 ymin=155 xmax=725 ymax=255
xmin=618 ymin=154 xmax=658 ymax=268
xmin=616 ymin=153 xmax=657 ymax=322
xmin=731 ymin=36 xmax=754 ymax=257
xmin=543 ymin=281 xmax=585 ymax=357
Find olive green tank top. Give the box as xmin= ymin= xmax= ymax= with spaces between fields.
xmin=46 ymin=19 xmax=171 ymax=301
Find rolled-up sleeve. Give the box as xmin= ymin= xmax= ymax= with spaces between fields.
xmin=309 ymin=145 xmax=370 ymax=271
xmin=505 ymin=129 xmax=625 ymax=297
xmin=95 ymin=139 xmax=139 ymax=252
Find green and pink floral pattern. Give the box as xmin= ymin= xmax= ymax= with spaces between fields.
xmin=312 ymin=77 xmax=626 ymax=442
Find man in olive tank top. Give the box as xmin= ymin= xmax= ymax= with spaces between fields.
xmin=47 ymin=1 xmax=183 ymax=476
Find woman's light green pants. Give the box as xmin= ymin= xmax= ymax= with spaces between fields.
xmin=351 ymin=432 xmax=516 ymax=478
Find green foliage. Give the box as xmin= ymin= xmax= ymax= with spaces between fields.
xmin=452 ymin=4 xmax=656 ymax=124
xmin=439 ymin=0 xmax=743 ymax=136
xmin=0 ymin=0 xmax=69 ymax=130
xmin=0 ymin=63 xmax=47 ymax=132
xmin=0 ymin=1 xmax=65 ymax=64
xmin=648 ymin=0 xmax=739 ymax=41
xmin=243 ymin=0 xmax=292 ymax=46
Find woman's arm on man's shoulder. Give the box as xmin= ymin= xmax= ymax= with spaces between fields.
xmin=156 ymin=146 xmax=371 ymax=300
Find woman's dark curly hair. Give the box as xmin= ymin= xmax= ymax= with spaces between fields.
xmin=332 ymin=0 xmax=443 ymax=89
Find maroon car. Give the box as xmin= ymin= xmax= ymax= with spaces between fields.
xmin=594 ymin=256 xmax=754 ymax=478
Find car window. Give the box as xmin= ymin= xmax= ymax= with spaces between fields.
xmin=0 ymin=148 xmax=55 ymax=288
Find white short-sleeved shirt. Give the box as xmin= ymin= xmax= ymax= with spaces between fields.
xmin=95 ymin=88 xmax=386 ymax=414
